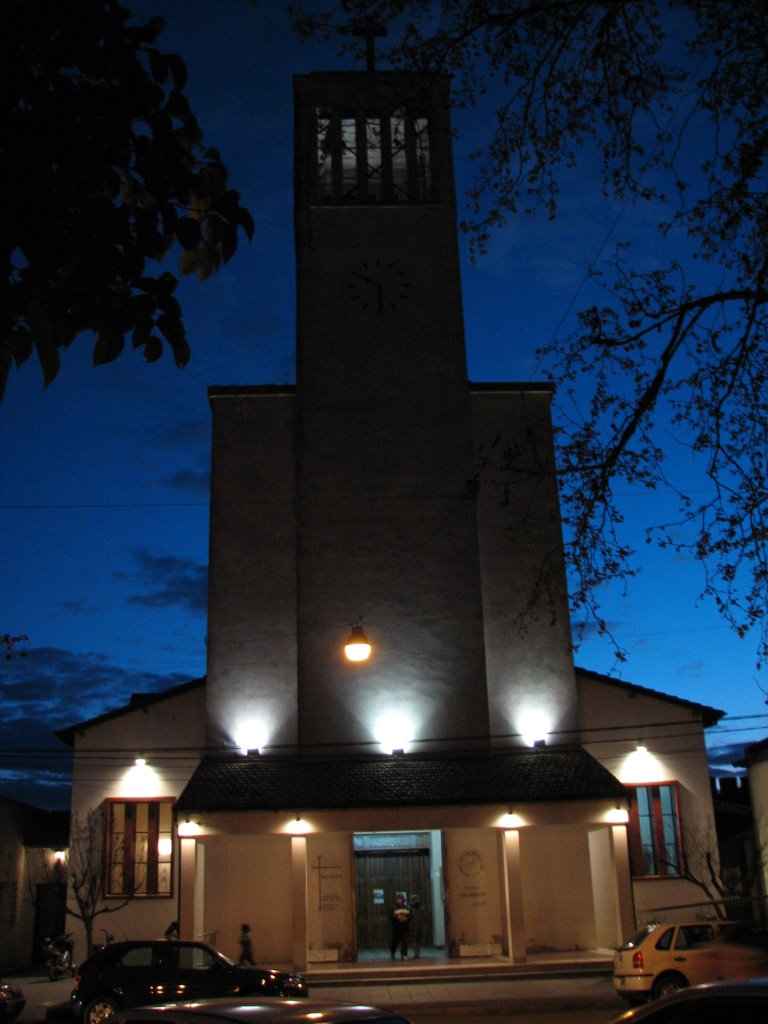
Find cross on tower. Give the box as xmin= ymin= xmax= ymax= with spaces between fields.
xmin=352 ymin=17 xmax=387 ymax=72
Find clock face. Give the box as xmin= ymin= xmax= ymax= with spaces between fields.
xmin=346 ymin=258 xmax=412 ymax=313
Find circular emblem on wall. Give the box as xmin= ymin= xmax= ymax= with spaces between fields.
xmin=458 ymin=850 xmax=484 ymax=878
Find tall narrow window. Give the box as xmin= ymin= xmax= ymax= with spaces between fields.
xmin=390 ymin=110 xmax=408 ymax=199
xmin=365 ymin=117 xmax=384 ymax=200
xmin=107 ymin=799 xmax=173 ymax=897
xmin=340 ymin=117 xmax=358 ymax=197
xmin=317 ymin=114 xmax=333 ymax=197
xmin=413 ymin=117 xmax=432 ymax=200
xmin=627 ymin=783 xmax=683 ymax=878
xmin=314 ymin=107 xmax=432 ymax=203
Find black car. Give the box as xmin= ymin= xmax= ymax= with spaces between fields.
xmin=70 ymin=941 xmax=308 ymax=1024
xmin=0 ymin=982 xmax=25 ymax=1023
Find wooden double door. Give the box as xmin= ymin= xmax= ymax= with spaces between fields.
xmin=355 ymin=849 xmax=432 ymax=951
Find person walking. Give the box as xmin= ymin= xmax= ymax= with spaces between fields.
xmin=237 ymin=923 xmax=256 ymax=965
xmin=389 ymin=894 xmax=411 ymax=961
xmin=408 ymin=895 xmax=427 ymax=958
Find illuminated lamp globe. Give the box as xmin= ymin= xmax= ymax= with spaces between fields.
xmin=344 ymin=625 xmax=372 ymax=662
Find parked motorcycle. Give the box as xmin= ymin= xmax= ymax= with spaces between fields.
xmin=42 ymin=933 xmax=75 ymax=980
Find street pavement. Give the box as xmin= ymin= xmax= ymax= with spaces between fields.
xmin=10 ymin=971 xmax=622 ymax=1022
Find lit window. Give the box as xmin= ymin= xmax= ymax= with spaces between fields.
xmin=315 ymin=107 xmax=432 ymax=203
xmin=627 ymin=783 xmax=683 ymax=878
xmin=107 ymin=799 xmax=174 ymax=897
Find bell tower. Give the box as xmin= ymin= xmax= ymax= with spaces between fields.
xmin=206 ymin=51 xmax=578 ymax=758
xmin=293 ymin=68 xmax=491 ymax=749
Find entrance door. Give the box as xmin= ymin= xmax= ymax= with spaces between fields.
xmin=34 ymin=882 xmax=66 ymax=964
xmin=355 ymin=850 xmax=431 ymax=951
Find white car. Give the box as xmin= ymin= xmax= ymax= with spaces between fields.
xmin=613 ymin=921 xmax=768 ymax=1003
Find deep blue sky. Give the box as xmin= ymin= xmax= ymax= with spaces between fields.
xmin=2 ymin=1 xmax=766 ymax=809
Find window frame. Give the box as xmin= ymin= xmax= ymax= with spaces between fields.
xmin=105 ymin=797 xmax=175 ymax=899
xmin=626 ymin=782 xmax=684 ymax=879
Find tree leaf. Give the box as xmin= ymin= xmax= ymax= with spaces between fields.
xmin=93 ymin=330 xmax=125 ymax=367
xmin=176 ymin=216 xmax=202 ymax=250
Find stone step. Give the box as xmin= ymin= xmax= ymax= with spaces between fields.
xmin=305 ymin=956 xmax=613 ymax=987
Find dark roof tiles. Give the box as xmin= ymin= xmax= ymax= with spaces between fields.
xmin=177 ymin=745 xmax=626 ymax=813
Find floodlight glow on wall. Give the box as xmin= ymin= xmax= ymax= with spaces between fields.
xmin=234 ymin=719 xmax=268 ymax=755
xmin=285 ymin=814 xmax=312 ymax=835
xmin=604 ymin=806 xmax=630 ymax=824
xmin=344 ymin=624 xmax=372 ymax=662
xmin=374 ymin=710 xmax=413 ymax=754
xmin=177 ymin=818 xmax=202 ymax=837
xmin=518 ymin=708 xmax=551 ymax=747
xmin=120 ymin=756 xmax=161 ymax=797
xmin=497 ymin=810 xmax=524 ymax=828
xmin=622 ymin=742 xmax=665 ymax=784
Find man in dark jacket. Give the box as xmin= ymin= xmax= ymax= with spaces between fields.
xmin=389 ymin=894 xmax=411 ymax=960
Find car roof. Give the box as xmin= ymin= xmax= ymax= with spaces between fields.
xmin=112 ymin=997 xmax=409 ymax=1024
xmin=642 ymin=920 xmax=721 ymax=928
xmin=614 ymin=977 xmax=768 ymax=1021
xmin=108 ymin=940 xmax=212 ymax=947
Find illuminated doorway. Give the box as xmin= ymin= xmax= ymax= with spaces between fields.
xmin=354 ymin=831 xmax=444 ymax=957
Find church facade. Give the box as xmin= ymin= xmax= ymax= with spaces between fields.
xmin=59 ymin=66 xmax=723 ymax=969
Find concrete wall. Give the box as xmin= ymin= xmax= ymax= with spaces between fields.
xmin=206 ymin=391 xmax=298 ymax=754
xmin=443 ymin=828 xmax=504 ymax=952
xmin=520 ymin=827 xmax=597 ymax=951
xmin=471 ymin=387 xmax=578 ymax=749
xmin=201 ymin=835 xmax=295 ymax=964
xmin=306 ymin=832 xmax=355 ymax=960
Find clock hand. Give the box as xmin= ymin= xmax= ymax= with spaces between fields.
xmin=350 ymin=272 xmax=381 ymax=287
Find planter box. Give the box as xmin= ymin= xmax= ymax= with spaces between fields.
xmin=459 ymin=942 xmax=502 ymax=957
xmin=308 ymin=948 xmax=339 ymax=962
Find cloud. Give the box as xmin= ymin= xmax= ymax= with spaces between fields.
xmin=62 ymin=597 xmax=107 ymax=614
xmin=707 ymin=742 xmax=748 ymax=769
xmin=159 ymin=418 xmax=211 ymax=449
xmin=675 ymin=661 xmax=705 ymax=677
xmin=126 ymin=549 xmax=208 ymax=614
xmin=0 ymin=647 xmax=191 ymax=809
xmin=167 ymin=468 xmax=210 ymax=493
xmin=571 ymin=618 xmax=624 ymax=643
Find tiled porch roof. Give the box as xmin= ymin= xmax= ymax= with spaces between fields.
xmin=176 ymin=745 xmax=626 ymax=813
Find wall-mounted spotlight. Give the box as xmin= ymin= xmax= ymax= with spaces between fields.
xmin=177 ymin=818 xmax=202 ymax=837
xmin=344 ymin=623 xmax=372 ymax=662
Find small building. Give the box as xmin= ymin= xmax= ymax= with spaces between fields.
xmin=0 ymin=796 xmax=69 ymax=972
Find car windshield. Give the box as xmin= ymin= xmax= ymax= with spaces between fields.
xmin=620 ymin=925 xmax=655 ymax=950
xmin=211 ymin=949 xmax=236 ymax=967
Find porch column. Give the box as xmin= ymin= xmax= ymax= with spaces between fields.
xmin=178 ymin=837 xmax=197 ymax=940
xmin=502 ymin=829 xmax=527 ymax=964
xmin=291 ymin=836 xmax=308 ymax=971
xmin=611 ymin=824 xmax=635 ymax=943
